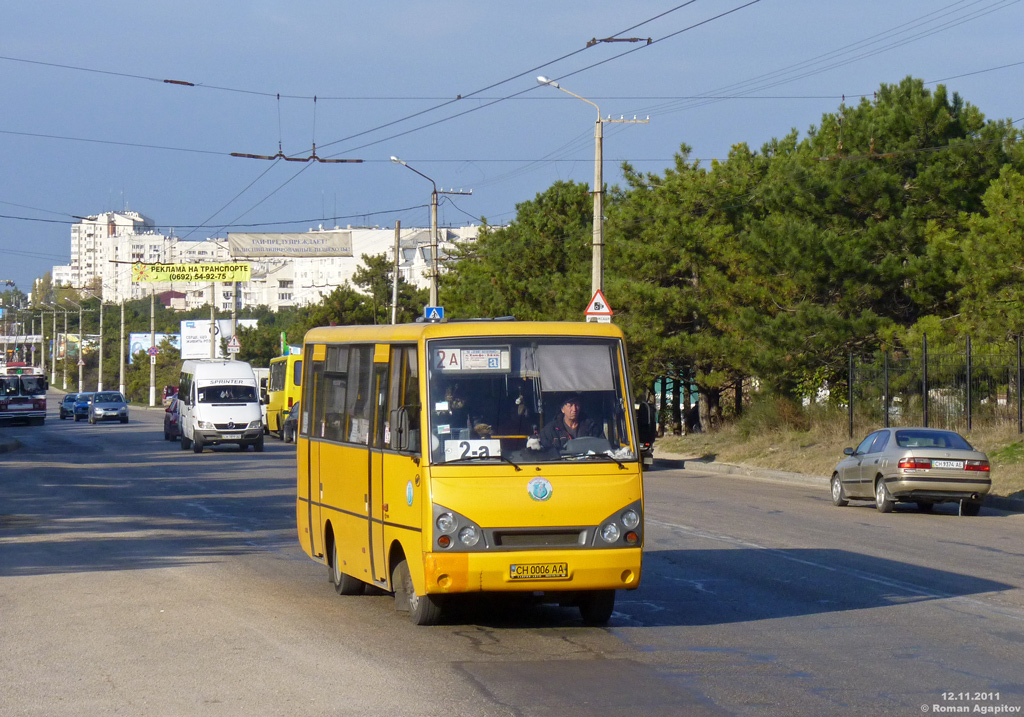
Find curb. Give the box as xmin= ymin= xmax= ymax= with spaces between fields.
xmin=653 ymin=450 xmax=1024 ymax=513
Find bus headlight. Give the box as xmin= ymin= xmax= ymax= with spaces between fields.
xmin=600 ymin=523 xmax=621 ymax=543
xmin=621 ymin=509 xmax=640 ymax=530
xmin=458 ymin=526 xmax=480 ymax=547
xmin=436 ymin=512 xmax=456 ymax=534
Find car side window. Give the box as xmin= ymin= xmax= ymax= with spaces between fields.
xmin=869 ymin=431 xmax=890 ymax=454
xmin=855 ymin=432 xmax=877 ymax=455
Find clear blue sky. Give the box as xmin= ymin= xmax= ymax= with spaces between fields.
xmin=2 ymin=1 xmax=1022 ymax=294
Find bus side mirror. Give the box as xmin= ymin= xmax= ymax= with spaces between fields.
xmin=390 ymin=406 xmax=420 ymax=458
xmin=635 ymin=402 xmax=657 ymax=446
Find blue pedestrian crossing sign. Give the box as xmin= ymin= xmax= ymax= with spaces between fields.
xmin=424 ymin=306 xmax=445 ymax=321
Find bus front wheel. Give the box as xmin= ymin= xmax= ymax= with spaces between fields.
xmin=392 ymin=557 xmax=442 ymax=626
xmin=579 ymin=590 xmax=615 ymax=626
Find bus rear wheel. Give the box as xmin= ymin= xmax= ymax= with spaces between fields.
xmin=330 ymin=540 xmax=364 ymax=596
xmin=392 ymin=557 xmax=442 ymax=626
xmin=579 ymin=590 xmax=615 ymax=626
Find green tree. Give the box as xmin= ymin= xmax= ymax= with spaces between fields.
xmin=442 ymin=181 xmax=592 ymax=321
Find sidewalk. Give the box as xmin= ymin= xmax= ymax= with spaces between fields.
xmin=653 ymin=448 xmax=1024 ymax=513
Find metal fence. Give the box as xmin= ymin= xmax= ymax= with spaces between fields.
xmin=849 ymin=336 xmax=1024 ymax=437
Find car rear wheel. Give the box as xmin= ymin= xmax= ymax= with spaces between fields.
xmin=875 ymin=478 xmax=895 ymax=513
xmin=180 ymin=431 xmax=191 ymax=450
xmin=830 ymin=475 xmax=848 ymax=507
xmin=960 ymin=500 xmax=982 ymax=517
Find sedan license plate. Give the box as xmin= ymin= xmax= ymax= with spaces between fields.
xmin=509 ymin=562 xmax=569 ymax=580
xmin=933 ymin=459 xmax=965 ymax=470
xmin=221 ymin=433 xmax=242 ymax=440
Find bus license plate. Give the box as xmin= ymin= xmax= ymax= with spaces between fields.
xmin=509 ymin=563 xmax=569 ymax=580
xmin=221 ymin=433 xmax=241 ymax=440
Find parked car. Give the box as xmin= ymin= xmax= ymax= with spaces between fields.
xmin=88 ymin=391 xmax=129 ymax=424
xmin=73 ymin=393 xmax=94 ymax=422
xmin=282 ymin=401 xmax=299 ymax=443
xmin=831 ymin=427 xmax=991 ymax=515
xmin=164 ymin=398 xmax=180 ymax=441
xmin=59 ymin=393 xmax=78 ymax=419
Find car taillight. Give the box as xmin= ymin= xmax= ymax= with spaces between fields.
xmin=899 ymin=458 xmax=932 ymax=470
xmin=965 ymin=460 xmax=990 ymax=472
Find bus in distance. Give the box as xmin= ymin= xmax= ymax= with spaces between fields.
xmin=0 ymin=362 xmax=48 ymax=426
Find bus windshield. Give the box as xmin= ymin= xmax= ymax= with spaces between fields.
xmin=1 ymin=376 xmax=45 ymax=396
xmin=426 ymin=336 xmax=635 ymax=465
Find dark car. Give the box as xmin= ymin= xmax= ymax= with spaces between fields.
xmin=88 ymin=391 xmax=129 ymax=424
xmin=831 ymin=427 xmax=991 ymax=515
xmin=164 ymin=398 xmax=180 ymax=441
xmin=282 ymin=401 xmax=299 ymax=443
xmin=59 ymin=393 xmax=78 ymax=419
xmin=73 ymin=392 xmax=94 ymax=422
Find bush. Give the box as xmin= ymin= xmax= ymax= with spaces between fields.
xmin=736 ymin=395 xmax=810 ymax=438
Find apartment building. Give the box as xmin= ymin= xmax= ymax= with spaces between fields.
xmin=53 ymin=213 xmax=481 ymax=311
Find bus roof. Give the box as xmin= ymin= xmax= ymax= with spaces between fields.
xmin=302 ymin=320 xmax=625 ymax=345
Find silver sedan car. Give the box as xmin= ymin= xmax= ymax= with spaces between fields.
xmin=831 ymin=427 xmax=991 ymax=515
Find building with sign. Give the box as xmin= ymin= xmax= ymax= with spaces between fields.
xmin=53 ymin=214 xmax=483 ymax=312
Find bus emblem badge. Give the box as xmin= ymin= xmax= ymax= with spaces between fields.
xmin=527 ymin=478 xmax=552 ymax=502
xmin=406 ymin=481 xmax=414 ymax=506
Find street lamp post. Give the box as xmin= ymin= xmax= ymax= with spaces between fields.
xmin=391 ymin=156 xmax=439 ymax=307
xmin=390 ymin=156 xmax=472 ymax=309
xmin=537 ymin=76 xmax=648 ymax=300
xmin=63 ymin=298 xmax=83 ymax=393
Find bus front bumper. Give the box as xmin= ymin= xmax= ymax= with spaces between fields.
xmin=422 ymin=547 xmax=642 ymax=595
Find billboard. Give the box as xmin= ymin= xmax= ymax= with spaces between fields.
xmin=128 ymin=333 xmax=181 ymax=364
xmin=227 ymin=230 xmax=353 ymax=258
xmin=180 ymin=319 xmax=258 ymax=359
xmin=132 ymin=263 xmax=251 ymax=283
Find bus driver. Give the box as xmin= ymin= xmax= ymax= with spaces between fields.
xmin=532 ymin=395 xmax=604 ymax=450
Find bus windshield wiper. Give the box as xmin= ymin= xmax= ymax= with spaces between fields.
xmin=561 ymin=450 xmax=628 ymax=469
xmin=445 ymin=453 xmax=522 ymax=471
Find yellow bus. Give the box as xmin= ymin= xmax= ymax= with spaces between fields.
xmin=266 ymin=354 xmax=302 ymax=436
xmin=296 ymin=320 xmax=654 ymax=625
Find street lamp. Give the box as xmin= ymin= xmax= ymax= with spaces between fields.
xmin=390 ymin=157 xmax=472 ymax=310
xmin=537 ymin=76 xmax=648 ymax=302
xmin=63 ymin=298 xmax=83 ymax=393
xmin=391 ymin=156 xmax=439 ymax=308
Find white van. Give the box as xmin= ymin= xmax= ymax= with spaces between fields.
xmin=178 ymin=359 xmax=264 ymax=453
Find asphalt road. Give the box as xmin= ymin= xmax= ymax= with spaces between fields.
xmin=1 ymin=402 xmax=1023 ymax=716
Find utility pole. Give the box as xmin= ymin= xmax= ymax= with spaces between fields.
xmin=209 ymin=282 xmax=216 ymax=358
xmin=390 ymin=157 xmax=472 ymax=308
xmin=119 ymin=299 xmax=125 ymax=397
xmin=391 ymin=221 xmax=400 ymax=325
xmin=149 ymin=291 xmax=156 ymax=407
xmin=97 ymin=300 xmax=104 ymax=391
xmin=537 ymin=77 xmax=648 ymax=299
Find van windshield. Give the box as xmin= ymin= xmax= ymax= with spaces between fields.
xmin=198 ymin=385 xmax=257 ymax=403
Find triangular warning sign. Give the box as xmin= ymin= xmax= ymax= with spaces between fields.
xmin=584 ymin=290 xmax=613 ymax=316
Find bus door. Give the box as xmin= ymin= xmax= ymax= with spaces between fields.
xmin=305 ymin=346 xmax=326 ymax=558
xmin=369 ymin=344 xmax=390 ymax=583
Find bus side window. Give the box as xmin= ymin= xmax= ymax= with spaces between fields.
xmin=389 ymin=345 xmax=419 ymax=451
